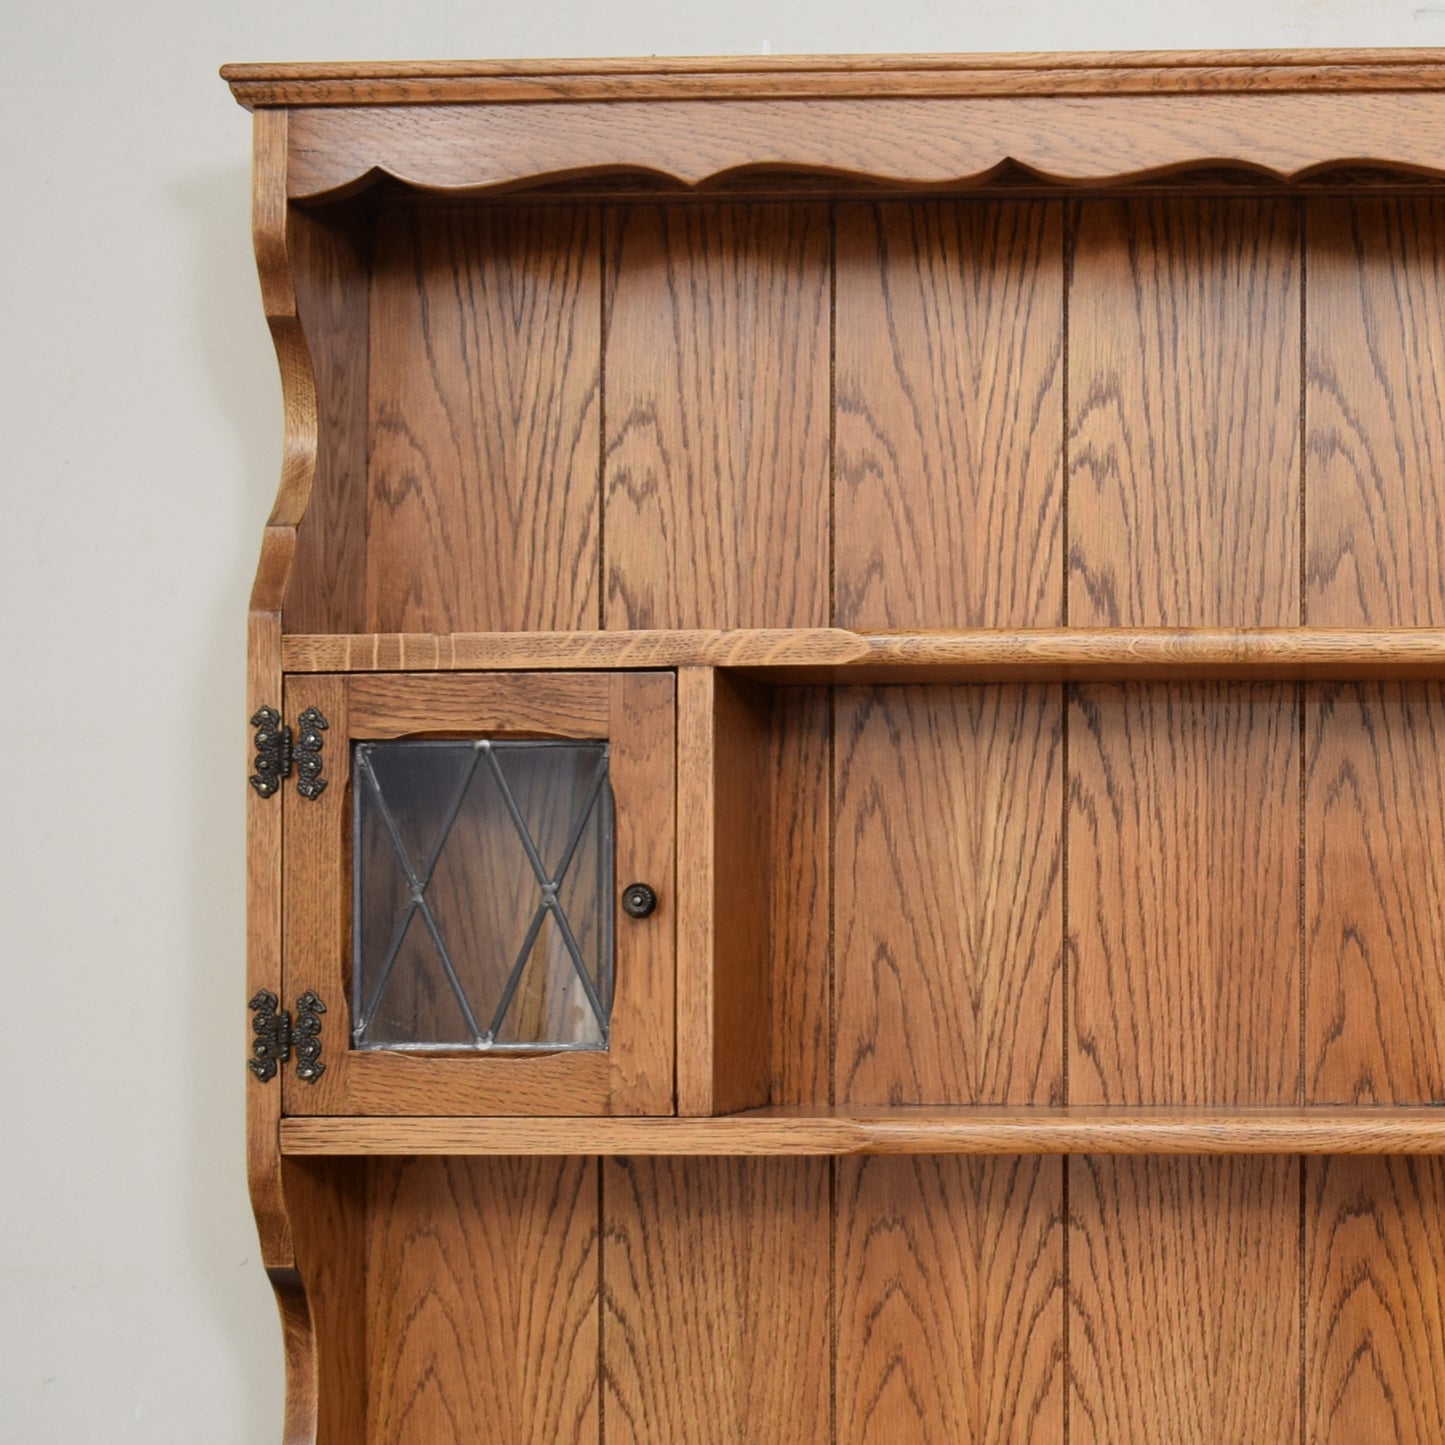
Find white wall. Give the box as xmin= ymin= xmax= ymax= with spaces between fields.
xmin=1 ymin=2 xmax=1438 ymax=1440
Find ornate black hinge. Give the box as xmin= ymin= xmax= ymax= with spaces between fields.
xmin=247 ymin=989 xmax=327 ymax=1083
xmin=249 ymin=706 xmax=328 ymax=799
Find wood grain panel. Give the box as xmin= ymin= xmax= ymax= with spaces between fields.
xmin=675 ymin=669 xmax=771 ymax=1115
xmin=709 ymin=675 xmax=773 ymax=1112
xmin=286 ymin=207 xmax=370 ymax=634
xmin=1068 ymin=197 xmax=1306 ymax=1445
xmin=281 ymin=675 xmax=349 ymax=1119
xmin=769 ymin=688 xmax=832 ymax=1106
xmin=1304 ymin=1157 xmax=1445 ymax=1444
xmin=365 ymin=1156 xmax=598 ymax=1444
xmin=1306 ymin=684 xmax=1445 ymax=1104
xmin=606 ymin=671 xmax=676 ymax=1114
xmin=1070 ymin=1156 xmax=1300 ymax=1444
xmin=281 ymin=1159 xmax=367 ymax=1445
xmin=835 ymin=1156 xmax=1062 ymax=1443
xmin=281 ymin=94 xmax=1445 ymax=198
xmin=346 ymin=671 xmax=611 ymax=738
xmin=603 ymin=1157 xmax=828 ymax=1444
xmin=366 ymin=205 xmax=600 ymax=633
xmin=1303 ymin=201 xmax=1445 ymax=1439
xmin=1307 ymin=199 xmax=1445 ymax=626
xmin=834 ymin=200 xmax=1063 ymax=629
xmin=835 ymin=685 xmax=1062 ymax=1106
xmin=247 ymin=105 xmax=299 ymax=1276
xmin=1069 ymin=683 xmax=1300 ymax=1105
xmin=1070 ymin=197 xmax=1301 ymax=627
xmin=603 ymin=203 xmax=829 ymax=630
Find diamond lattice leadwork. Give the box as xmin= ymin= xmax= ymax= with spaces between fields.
xmin=352 ymin=739 xmax=613 ymax=1051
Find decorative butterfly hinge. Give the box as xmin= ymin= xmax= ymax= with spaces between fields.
xmin=247 ymin=990 xmax=327 ymax=1083
xmin=248 ymin=706 xmax=328 ymax=799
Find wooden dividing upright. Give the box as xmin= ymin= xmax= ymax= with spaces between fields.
xmin=229 ymin=50 xmax=1445 ymax=1445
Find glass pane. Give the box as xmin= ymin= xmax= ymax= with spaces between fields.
xmin=352 ymin=739 xmax=613 ymax=1052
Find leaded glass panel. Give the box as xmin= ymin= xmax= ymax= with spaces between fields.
xmin=352 ymin=738 xmax=613 ymax=1051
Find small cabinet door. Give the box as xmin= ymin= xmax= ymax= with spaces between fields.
xmin=280 ymin=671 xmax=675 ymax=1116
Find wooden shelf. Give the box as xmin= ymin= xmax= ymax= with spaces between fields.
xmin=280 ymin=1106 xmax=1445 ymax=1157
xmin=281 ymin=627 xmax=1445 ymax=682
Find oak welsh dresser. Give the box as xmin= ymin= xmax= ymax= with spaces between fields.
xmin=226 ymin=51 xmax=1445 ymax=1443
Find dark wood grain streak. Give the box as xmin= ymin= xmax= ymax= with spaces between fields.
xmin=365 ymin=1156 xmax=599 ymax=1444
xmin=834 ymin=200 xmax=1063 ymax=629
xmin=1069 ymin=683 xmax=1300 ymax=1106
xmin=1306 ymin=684 xmax=1445 ymax=1104
xmin=602 ymin=1158 xmax=829 ymax=1443
xmin=835 ymin=1156 xmax=1063 ymax=1443
xmin=1069 ymin=1156 xmax=1300 ymax=1443
xmin=1307 ymin=198 xmax=1445 ymax=627
xmin=1304 ymin=1157 xmax=1445 ymax=1444
xmin=834 ymin=685 xmax=1063 ymax=1107
xmin=366 ymin=205 xmax=601 ymax=633
xmin=603 ymin=203 xmax=830 ymax=630
xmin=1070 ymin=198 xmax=1301 ymax=628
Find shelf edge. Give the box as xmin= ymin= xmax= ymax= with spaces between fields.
xmin=281 ymin=627 xmax=1445 ymax=682
xmin=280 ymin=1107 xmax=1445 ymax=1156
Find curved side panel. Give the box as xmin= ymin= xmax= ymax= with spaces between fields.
xmin=285 ymin=93 xmax=1445 ymax=201
xmin=268 ymin=1268 xmax=319 ymax=1445
xmin=254 ymin=112 xmax=321 ymax=547
xmin=247 ymin=107 xmax=315 ymax=1279
xmin=274 ymin=1159 xmax=368 ymax=1445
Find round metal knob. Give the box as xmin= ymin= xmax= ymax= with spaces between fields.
xmin=621 ymin=882 xmax=658 ymax=919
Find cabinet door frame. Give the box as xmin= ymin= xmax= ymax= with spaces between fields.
xmin=280 ymin=670 xmax=676 ymax=1116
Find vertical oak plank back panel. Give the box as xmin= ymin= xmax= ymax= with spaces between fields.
xmin=1067 ymin=196 xmax=1304 ymax=1445
xmin=365 ymin=206 xmax=601 ymax=633
xmin=831 ymin=197 xmax=1066 ymax=1445
xmin=1069 ymin=197 xmax=1301 ymax=628
xmin=834 ymin=684 xmax=1063 ymax=1107
xmin=365 ymin=1156 xmax=599 ymax=1445
xmin=1306 ymin=199 xmax=1445 ymax=628
xmin=1304 ymin=1156 xmax=1445 ymax=1445
xmin=1304 ymin=198 xmax=1445 ymax=1441
xmin=834 ymin=200 xmax=1063 ymax=630
xmin=1068 ymin=682 xmax=1300 ymax=1106
xmin=835 ymin=1155 xmax=1063 ymax=1444
xmin=602 ymin=1157 xmax=829 ymax=1445
xmin=603 ymin=203 xmax=830 ymax=629
xmin=1069 ymin=1155 xmax=1301 ymax=1445
xmin=1305 ymin=684 xmax=1445 ymax=1104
